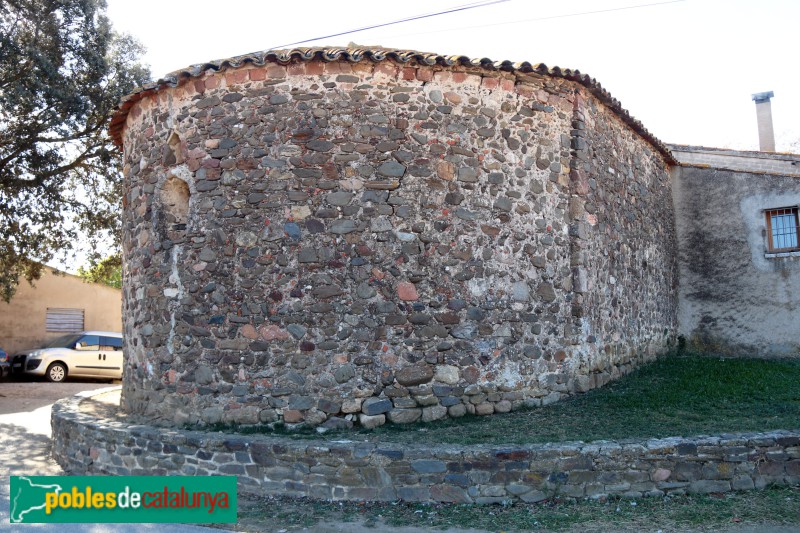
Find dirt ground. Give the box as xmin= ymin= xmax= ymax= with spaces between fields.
xmin=0 ymin=379 xmax=114 ymax=415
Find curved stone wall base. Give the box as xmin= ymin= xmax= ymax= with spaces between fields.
xmin=53 ymin=389 xmax=800 ymax=503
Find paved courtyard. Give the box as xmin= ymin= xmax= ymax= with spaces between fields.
xmin=0 ymin=379 xmax=218 ymax=532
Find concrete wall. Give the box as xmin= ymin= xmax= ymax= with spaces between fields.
xmin=672 ymin=147 xmax=800 ymax=356
xmin=0 ymin=268 xmax=122 ymax=353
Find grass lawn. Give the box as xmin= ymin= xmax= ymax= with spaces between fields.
xmin=232 ymin=486 xmax=800 ymax=532
xmin=236 ymin=354 xmax=800 ymax=445
xmin=212 ymin=354 xmax=800 ymax=532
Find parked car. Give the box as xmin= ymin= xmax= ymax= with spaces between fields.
xmin=0 ymin=347 xmax=9 ymax=378
xmin=11 ymin=331 xmax=123 ymax=382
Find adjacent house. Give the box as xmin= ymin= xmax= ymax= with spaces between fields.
xmin=0 ymin=267 xmax=122 ymax=354
xmin=670 ymin=144 xmax=800 ymax=356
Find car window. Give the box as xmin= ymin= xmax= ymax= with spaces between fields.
xmin=75 ymin=335 xmax=100 ymax=350
xmin=44 ymin=334 xmax=83 ymax=349
xmin=100 ymin=336 xmax=123 ymax=351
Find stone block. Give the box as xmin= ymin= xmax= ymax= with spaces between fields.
xmin=475 ymin=497 xmax=511 ymax=505
xmin=282 ymin=410 xmax=303 ymax=424
xmin=358 ymin=414 xmax=386 ymax=429
xmin=412 ymin=460 xmax=447 ymax=474
xmin=395 ymin=365 xmax=434 ymax=386
xmin=431 ymin=484 xmax=472 ymax=503
xmin=361 ymin=397 xmax=392 ymax=416
xmin=434 ymin=365 xmax=460 ymax=384
xmin=689 ymin=480 xmax=731 ymax=493
xmin=319 ymin=417 xmax=353 ymax=431
xmin=422 ymin=405 xmax=448 ymax=423
xmin=494 ymin=400 xmax=512 ymax=413
xmin=475 ymin=402 xmax=495 ymax=415
xmin=392 ymin=397 xmax=417 ymax=409
xmin=388 ymin=408 xmax=422 ymax=424
xmin=397 ymin=486 xmax=431 ymax=502
xmin=447 ymin=403 xmax=467 ymax=418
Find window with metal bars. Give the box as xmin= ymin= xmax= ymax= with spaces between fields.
xmin=765 ymin=207 xmax=800 ymax=252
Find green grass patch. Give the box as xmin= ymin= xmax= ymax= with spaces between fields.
xmin=213 ymin=354 xmax=800 ymax=445
xmin=228 ymin=486 xmax=800 ymax=532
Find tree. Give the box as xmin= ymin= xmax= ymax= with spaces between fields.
xmin=0 ymin=0 xmax=150 ymax=302
xmin=77 ymin=253 xmax=121 ymax=288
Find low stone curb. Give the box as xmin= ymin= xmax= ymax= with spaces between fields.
xmin=52 ymin=388 xmax=800 ymax=503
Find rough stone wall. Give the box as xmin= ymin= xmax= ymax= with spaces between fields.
xmin=54 ymin=392 xmax=800 ymax=503
xmin=568 ymin=93 xmax=678 ymax=385
xmin=672 ymin=154 xmax=800 ymax=356
xmin=120 ymin=56 xmax=676 ymax=428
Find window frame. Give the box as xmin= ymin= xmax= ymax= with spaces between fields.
xmin=765 ymin=206 xmax=800 ymax=253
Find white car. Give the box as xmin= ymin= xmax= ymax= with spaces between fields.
xmin=12 ymin=331 xmax=123 ymax=382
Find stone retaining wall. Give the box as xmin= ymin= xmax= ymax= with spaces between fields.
xmin=53 ymin=389 xmax=800 ymax=503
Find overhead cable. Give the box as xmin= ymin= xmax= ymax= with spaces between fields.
xmin=268 ymin=0 xmax=511 ymax=49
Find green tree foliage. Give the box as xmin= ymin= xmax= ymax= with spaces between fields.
xmin=0 ymin=0 xmax=150 ymax=301
xmin=77 ymin=253 xmax=121 ymax=288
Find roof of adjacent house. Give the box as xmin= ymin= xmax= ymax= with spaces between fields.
xmin=109 ymin=46 xmax=674 ymax=163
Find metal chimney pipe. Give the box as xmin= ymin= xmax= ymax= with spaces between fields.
xmin=752 ymin=91 xmax=776 ymax=152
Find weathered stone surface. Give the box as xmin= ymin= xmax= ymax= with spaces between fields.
xmin=475 ymin=402 xmax=495 ymax=416
xmin=334 ymin=364 xmax=356 ymax=384
xmin=537 ymin=283 xmax=557 ymax=302
xmin=448 ymin=403 xmax=467 ymax=417
xmin=422 ymin=405 xmax=448 ymax=422
xmin=395 ymin=365 xmax=434 ymax=386
xmin=431 ymin=484 xmax=472 ymax=503
xmin=319 ymin=417 xmax=353 ymax=431
xmin=361 ymin=397 xmax=392 ymax=416
xmin=377 ymin=161 xmax=406 ymax=178
xmin=434 ymin=365 xmax=459 ymax=385
xmin=411 ymin=460 xmax=446 ymax=473
xmin=397 ymin=282 xmax=418 ymax=301
xmin=387 ymin=408 xmax=422 ymax=424
xmin=690 ymin=480 xmax=731 ymax=493
xmin=119 ymin=50 xmax=678 ymax=431
xmin=259 ymin=325 xmax=289 ymax=341
xmin=283 ymin=409 xmax=303 ymax=423
xmin=358 ymin=413 xmax=386 ymax=429
xmin=652 ymin=468 xmax=671 ymax=482
xmin=341 ymin=398 xmax=363 ymax=413
xmin=329 ymin=219 xmax=357 ymax=234
xmin=195 ymin=365 xmax=213 ymax=385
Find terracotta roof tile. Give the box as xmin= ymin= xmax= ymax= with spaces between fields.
xmin=110 ymin=46 xmax=673 ymax=163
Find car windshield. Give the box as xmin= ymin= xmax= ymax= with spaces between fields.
xmin=43 ymin=334 xmax=83 ymax=349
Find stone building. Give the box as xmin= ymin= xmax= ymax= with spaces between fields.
xmin=110 ymin=46 xmax=795 ymax=429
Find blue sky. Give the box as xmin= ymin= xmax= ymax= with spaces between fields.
xmin=106 ymin=0 xmax=800 ymax=152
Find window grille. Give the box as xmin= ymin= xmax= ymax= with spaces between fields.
xmin=765 ymin=207 xmax=800 ymax=252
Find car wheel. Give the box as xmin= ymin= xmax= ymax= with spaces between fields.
xmin=46 ymin=362 xmax=67 ymax=382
